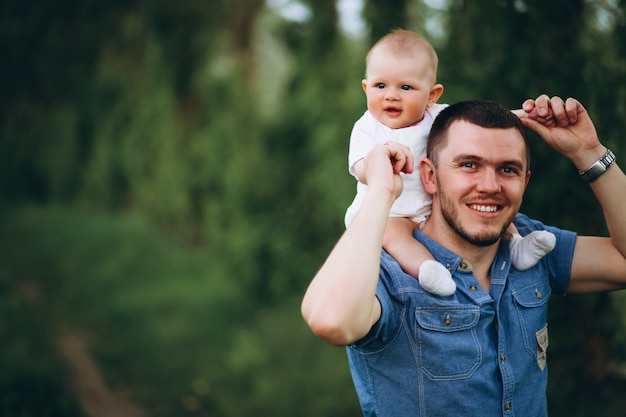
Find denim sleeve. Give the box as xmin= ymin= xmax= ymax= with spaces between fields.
xmin=350 ymin=253 xmax=404 ymax=350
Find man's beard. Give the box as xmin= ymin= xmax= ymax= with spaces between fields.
xmin=438 ymin=185 xmax=512 ymax=247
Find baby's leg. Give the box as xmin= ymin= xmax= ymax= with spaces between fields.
xmin=384 ymin=218 xmax=456 ymax=296
xmin=508 ymin=224 xmax=556 ymax=270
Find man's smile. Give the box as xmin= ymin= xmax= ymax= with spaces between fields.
xmin=469 ymin=204 xmax=500 ymax=213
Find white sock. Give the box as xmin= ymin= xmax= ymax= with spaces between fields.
xmin=510 ymin=231 xmax=557 ymax=270
xmin=419 ymin=260 xmax=456 ymax=296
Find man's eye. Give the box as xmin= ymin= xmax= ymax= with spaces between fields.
xmin=401 ymin=85 xmax=412 ymax=91
xmin=376 ymin=83 xmax=386 ymax=89
xmin=462 ymin=162 xmax=475 ymax=169
xmin=503 ymin=167 xmax=519 ymax=175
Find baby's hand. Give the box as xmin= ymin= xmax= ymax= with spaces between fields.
xmin=513 ymin=97 xmax=557 ymax=128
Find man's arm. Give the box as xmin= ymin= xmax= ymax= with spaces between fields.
xmin=519 ymin=96 xmax=626 ymax=292
xmin=301 ymin=142 xmax=413 ymax=345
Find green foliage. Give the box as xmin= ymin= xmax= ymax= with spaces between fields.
xmin=0 ymin=255 xmax=82 ymax=416
xmin=547 ymin=293 xmax=626 ymax=417
xmin=0 ymin=205 xmax=360 ymax=416
xmin=2 ymin=0 xmax=626 ymax=415
xmin=364 ymin=0 xmax=411 ymax=42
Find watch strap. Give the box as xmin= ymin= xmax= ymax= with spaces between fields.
xmin=579 ymin=149 xmax=616 ymax=182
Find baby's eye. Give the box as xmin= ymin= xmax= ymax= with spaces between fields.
xmin=401 ymin=85 xmax=412 ymax=91
xmin=376 ymin=83 xmax=386 ymax=89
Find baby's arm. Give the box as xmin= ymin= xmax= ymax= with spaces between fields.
xmin=352 ymin=159 xmax=367 ymax=184
xmin=384 ymin=218 xmax=456 ymax=295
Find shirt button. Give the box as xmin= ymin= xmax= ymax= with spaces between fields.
xmin=469 ymin=285 xmax=478 ymax=292
xmin=443 ymin=315 xmax=452 ymax=326
xmin=535 ymin=289 xmax=543 ymax=299
xmin=459 ymin=261 xmax=468 ymax=269
xmin=500 ymin=353 xmax=506 ymax=362
xmin=505 ymin=401 xmax=512 ymax=411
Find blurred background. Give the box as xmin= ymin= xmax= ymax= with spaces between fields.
xmin=2 ymin=0 xmax=626 ymax=415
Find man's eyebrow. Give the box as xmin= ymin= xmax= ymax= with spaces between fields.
xmin=452 ymin=154 xmax=480 ymax=161
xmin=451 ymin=154 xmax=483 ymax=164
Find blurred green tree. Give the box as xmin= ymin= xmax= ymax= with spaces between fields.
xmin=2 ymin=0 xmax=626 ymax=416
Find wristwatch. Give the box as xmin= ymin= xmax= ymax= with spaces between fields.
xmin=579 ymin=149 xmax=616 ymax=182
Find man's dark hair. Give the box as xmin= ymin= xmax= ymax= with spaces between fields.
xmin=427 ymin=100 xmax=530 ymax=170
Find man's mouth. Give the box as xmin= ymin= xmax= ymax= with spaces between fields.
xmin=469 ymin=204 xmax=499 ymax=213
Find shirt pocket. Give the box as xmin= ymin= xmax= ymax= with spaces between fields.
xmin=511 ymin=281 xmax=551 ymax=365
xmin=414 ymin=306 xmax=481 ymax=380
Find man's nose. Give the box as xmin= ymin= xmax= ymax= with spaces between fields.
xmin=476 ymin=169 xmax=501 ymax=193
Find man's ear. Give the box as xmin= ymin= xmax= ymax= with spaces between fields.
xmin=420 ymin=158 xmax=438 ymax=195
xmin=524 ymin=170 xmax=532 ymax=188
xmin=427 ymin=84 xmax=444 ymax=107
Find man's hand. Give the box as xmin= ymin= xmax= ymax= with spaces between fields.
xmin=514 ymin=95 xmax=605 ymax=170
xmin=363 ymin=142 xmax=414 ymax=201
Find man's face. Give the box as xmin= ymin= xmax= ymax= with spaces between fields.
xmin=432 ymin=121 xmax=530 ymax=246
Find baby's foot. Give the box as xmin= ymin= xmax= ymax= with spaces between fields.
xmin=510 ymin=231 xmax=557 ymax=270
xmin=419 ymin=260 xmax=456 ymax=296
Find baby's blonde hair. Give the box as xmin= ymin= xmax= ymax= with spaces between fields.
xmin=365 ymin=29 xmax=439 ymax=82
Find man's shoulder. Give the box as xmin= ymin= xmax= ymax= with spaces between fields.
xmin=513 ymin=213 xmax=556 ymax=235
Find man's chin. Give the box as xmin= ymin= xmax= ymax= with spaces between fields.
xmin=467 ymin=235 xmax=501 ymax=247
xmin=455 ymin=225 xmax=505 ymax=247
xmin=441 ymin=202 xmax=511 ymax=247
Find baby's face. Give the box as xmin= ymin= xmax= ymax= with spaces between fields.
xmin=363 ymin=48 xmax=437 ymax=129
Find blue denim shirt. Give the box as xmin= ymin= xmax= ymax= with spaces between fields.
xmin=347 ymin=213 xmax=576 ymax=417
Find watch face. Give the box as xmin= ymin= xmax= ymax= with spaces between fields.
xmin=580 ymin=150 xmax=614 ymax=182
xmin=588 ymin=163 xmax=606 ymax=177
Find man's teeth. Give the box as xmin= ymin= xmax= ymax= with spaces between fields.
xmin=471 ymin=204 xmax=497 ymax=213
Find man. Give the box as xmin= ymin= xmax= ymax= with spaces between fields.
xmin=301 ymin=95 xmax=626 ymax=416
